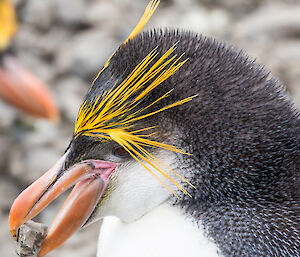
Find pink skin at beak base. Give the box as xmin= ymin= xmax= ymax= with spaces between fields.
xmin=9 ymin=153 xmax=117 ymax=256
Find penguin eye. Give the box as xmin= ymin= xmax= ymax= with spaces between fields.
xmin=113 ymin=147 xmax=130 ymax=158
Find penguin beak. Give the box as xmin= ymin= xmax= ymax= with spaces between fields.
xmin=9 ymin=152 xmax=117 ymax=257
xmin=0 ymin=55 xmax=59 ymax=121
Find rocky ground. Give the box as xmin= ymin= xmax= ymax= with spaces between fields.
xmin=1 ymin=0 xmax=300 ymax=256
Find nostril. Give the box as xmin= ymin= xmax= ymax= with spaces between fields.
xmin=86 ymin=160 xmax=117 ymax=180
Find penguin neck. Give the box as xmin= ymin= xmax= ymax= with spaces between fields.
xmin=97 ymin=202 xmax=221 ymax=257
xmin=172 ymin=112 xmax=300 ymax=256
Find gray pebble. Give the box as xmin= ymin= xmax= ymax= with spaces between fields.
xmin=16 ymin=221 xmax=48 ymax=257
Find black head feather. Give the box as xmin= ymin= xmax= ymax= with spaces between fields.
xmin=77 ymin=29 xmax=300 ymax=256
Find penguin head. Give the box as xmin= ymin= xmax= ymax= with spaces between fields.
xmin=9 ymin=2 xmax=198 ymax=255
xmin=9 ymin=30 xmax=197 ymax=257
xmin=62 ymin=32 xmax=196 ymax=223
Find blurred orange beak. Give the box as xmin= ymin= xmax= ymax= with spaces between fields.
xmin=9 ymin=152 xmax=117 ymax=256
xmin=0 ymin=55 xmax=59 ymax=121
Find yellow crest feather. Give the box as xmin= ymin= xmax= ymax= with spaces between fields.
xmin=75 ymin=43 xmax=196 ymax=196
xmin=0 ymin=0 xmax=18 ymax=50
xmin=124 ymin=0 xmax=159 ymax=45
xmin=75 ymin=0 xmax=197 ymax=196
xmin=91 ymin=0 xmax=159 ymax=86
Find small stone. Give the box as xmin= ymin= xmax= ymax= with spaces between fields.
xmin=55 ymin=30 xmax=117 ymax=79
xmin=10 ymin=145 xmax=61 ymax=184
xmin=54 ymin=0 xmax=87 ymax=26
xmin=0 ymin=100 xmax=18 ymax=130
xmin=0 ymin=179 xmax=19 ymax=215
xmin=178 ymin=8 xmax=229 ymax=36
xmin=16 ymin=221 xmax=48 ymax=257
xmin=232 ymin=3 xmax=300 ymax=40
xmin=22 ymin=0 xmax=55 ymax=31
xmin=54 ymin=76 xmax=88 ymax=121
xmin=84 ymin=1 xmax=120 ymax=26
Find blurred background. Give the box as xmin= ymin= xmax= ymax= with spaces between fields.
xmin=1 ymin=0 xmax=300 ymax=256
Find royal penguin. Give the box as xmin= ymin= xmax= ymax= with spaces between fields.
xmin=9 ymin=1 xmax=300 ymax=256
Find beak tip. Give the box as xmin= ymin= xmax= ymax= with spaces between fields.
xmin=9 ymin=197 xmax=25 ymax=236
xmin=10 ymin=229 xmax=18 ymax=241
xmin=9 ymin=210 xmax=18 ymax=238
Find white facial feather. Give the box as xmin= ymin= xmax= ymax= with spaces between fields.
xmin=88 ymin=150 xmax=221 ymax=257
xmin=92 ymin=150 xmax=180 ymax=223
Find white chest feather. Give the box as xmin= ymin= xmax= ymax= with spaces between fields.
xmin=97 ymin=203 xmax=221 ymax=257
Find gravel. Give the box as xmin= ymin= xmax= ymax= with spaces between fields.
xmin=1 ymin=0 xmax=300 ymax=256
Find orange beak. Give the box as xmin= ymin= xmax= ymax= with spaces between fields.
xmin=0 ymin=55 xmax=59 ymax=121
xmin=9 ymin=152 xmax=117 ymax=256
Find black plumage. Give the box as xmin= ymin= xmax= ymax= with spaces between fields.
xmin=69 ymin=29 xmax=300 ymax=256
